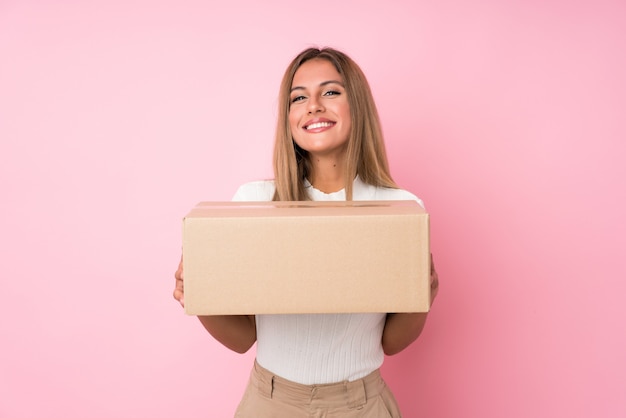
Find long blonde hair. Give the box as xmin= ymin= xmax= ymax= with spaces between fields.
xmin=272 ymin=47 xmax=398 ymax=201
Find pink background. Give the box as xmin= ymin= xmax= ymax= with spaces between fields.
xmin=1 ymin=0 xmax=625 ymax=417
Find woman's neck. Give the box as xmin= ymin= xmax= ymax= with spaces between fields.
xmin=308 ymin=156 xmax=347 ymax=194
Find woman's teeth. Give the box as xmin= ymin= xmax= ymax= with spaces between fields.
xmin=306 ymin=122 xmax=333 ymax=130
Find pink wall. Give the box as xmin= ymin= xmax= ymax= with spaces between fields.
xmin=1 ymin=1 xmax=624 ymax=417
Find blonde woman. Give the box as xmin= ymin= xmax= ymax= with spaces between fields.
xmin=174 ymin=47 xmax=439 ymax=417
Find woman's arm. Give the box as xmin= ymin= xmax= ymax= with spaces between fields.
xmin=196 ymin=315 xmax=256 ymax=354
xmin=381 ymin=254 xmax=439 ymax=355
xmin=174 ymin=257 xmax=257 ymax=354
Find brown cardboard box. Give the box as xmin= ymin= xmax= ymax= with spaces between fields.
xmin=182 ymin=200 xmax=430 ymax=315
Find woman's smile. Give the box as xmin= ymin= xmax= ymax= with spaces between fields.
xmin=303 ymin=118 xmax=336 ymax=132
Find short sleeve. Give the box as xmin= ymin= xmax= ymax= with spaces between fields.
xmin=231 ymin=180 xmax=276 ymax=202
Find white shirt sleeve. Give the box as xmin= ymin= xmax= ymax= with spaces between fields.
xmin=231 ymin=180 xmax=276 ymax=202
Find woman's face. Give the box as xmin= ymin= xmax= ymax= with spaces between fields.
xmin=288 ymin=59 xmax=351 ymax=158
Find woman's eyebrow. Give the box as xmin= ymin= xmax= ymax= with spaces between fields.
xmin=290 ymin=80 xmax=344 ymax=93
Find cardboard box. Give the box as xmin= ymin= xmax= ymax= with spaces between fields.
xmin=182 ymin=200 xmax=430 ymax=315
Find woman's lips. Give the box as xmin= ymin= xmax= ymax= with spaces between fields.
xmin=304 ymin=120 xmax=335 ymax=131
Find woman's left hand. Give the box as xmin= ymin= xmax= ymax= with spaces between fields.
xmin=430 ymin=254 xmax=439 ymax=304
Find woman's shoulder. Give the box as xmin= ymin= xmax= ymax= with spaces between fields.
xmin=356 ymin=179 xmax=425 ymax=208
xmin=232 ymin=180 xmax=276 ymax=202
xmin=376 ymin=186 xmax=425 ymax=209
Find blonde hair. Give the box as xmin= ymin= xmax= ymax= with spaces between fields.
xmin=272 ymin=47 xmax=398 ymax=201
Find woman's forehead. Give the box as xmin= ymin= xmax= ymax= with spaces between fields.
xmin=292 ymin=59 xmax=343 ymax=87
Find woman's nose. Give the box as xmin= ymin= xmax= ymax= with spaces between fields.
xmin=307 ymin=97 xmax=324 ymax=114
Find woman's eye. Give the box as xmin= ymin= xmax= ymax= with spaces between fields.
xmin=291 ymin=95 xmax=306 ymax=103
xmin=324 ymin=90 xmax=340 ymax=96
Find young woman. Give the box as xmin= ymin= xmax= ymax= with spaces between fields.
xmin=174 ymin=47 xmax=439 ymax=417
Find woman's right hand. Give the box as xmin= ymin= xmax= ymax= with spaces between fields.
xmin=173 ymin=255 xmax=184 ymax=307
xmin=173 ymin=254 xmax=257 ymax=353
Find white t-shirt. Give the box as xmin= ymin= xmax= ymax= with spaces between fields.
xmin=232 ymin=176 xmax=424 ymax=384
